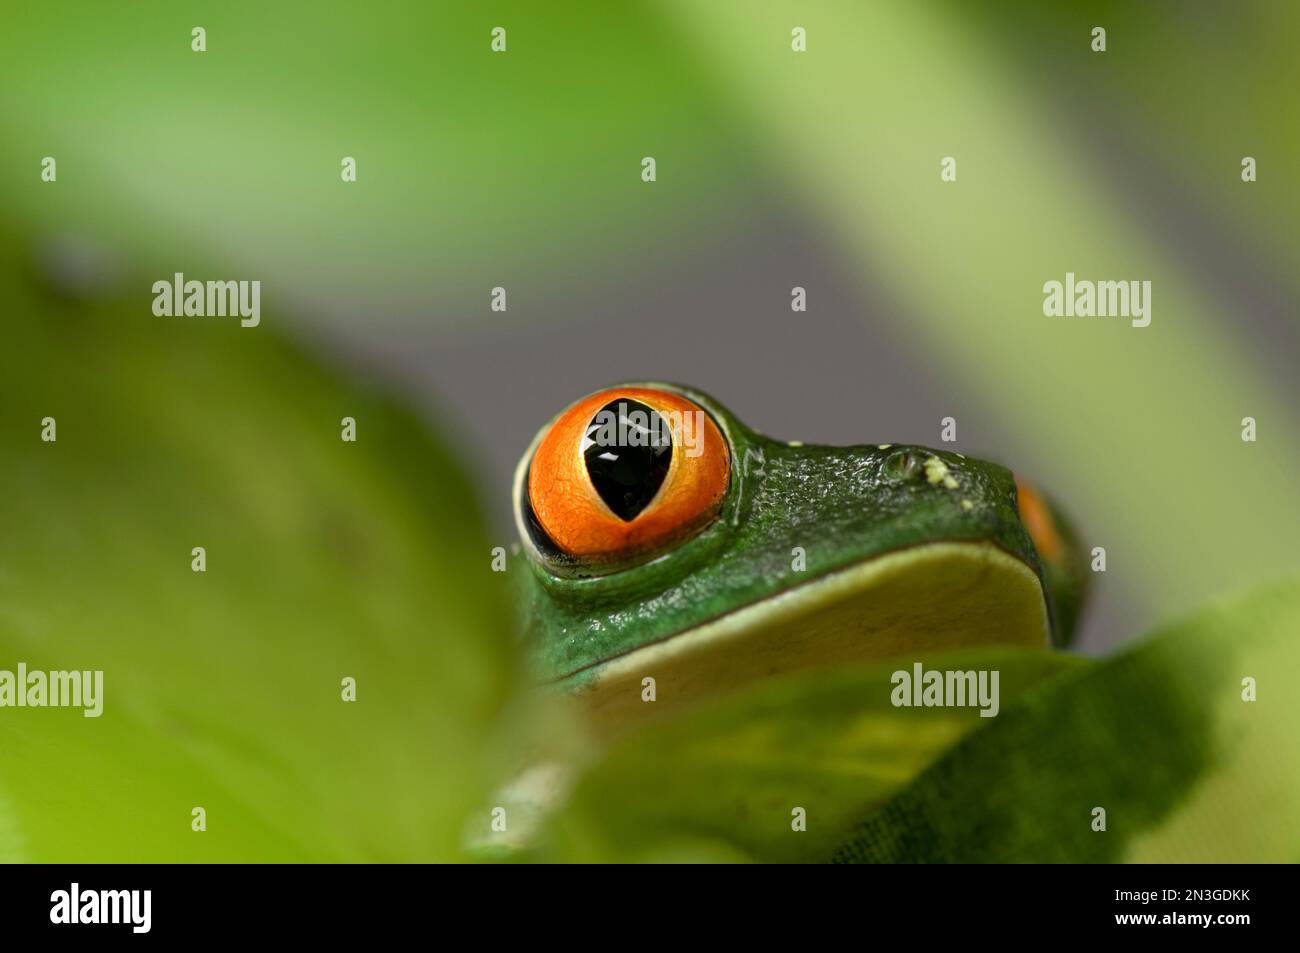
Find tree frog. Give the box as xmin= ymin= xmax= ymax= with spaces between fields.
xmin=512 ymin=383 xmax=1087 ymax=727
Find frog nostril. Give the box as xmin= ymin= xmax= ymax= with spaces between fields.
xmin=883 ymin=448 xmax=923 ymax=481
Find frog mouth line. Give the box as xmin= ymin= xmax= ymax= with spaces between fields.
xmin=548 ymin=540 xmax=1050 ymax=701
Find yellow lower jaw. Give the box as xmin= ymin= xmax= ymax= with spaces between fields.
xmin=562 ymin=541 xmax=1050 ymax=735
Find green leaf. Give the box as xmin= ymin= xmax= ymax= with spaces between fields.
xmin=541 ymin=649 xmax=1083 ymax=863
xmin=833 ymin=577 xmax=1300 ymax=863
xmin=0 ymin=240 xmax=516 ymax=861
xmin=0 ymin=3 xmax=761 ymax=329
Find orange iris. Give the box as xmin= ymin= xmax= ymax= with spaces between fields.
xmin=527 ymin=387 xmax=730 ymax=560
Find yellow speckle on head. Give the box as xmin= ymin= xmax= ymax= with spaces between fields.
xmin=787 ymin=440 xmax=804 ymax=447
xmin=877 ymin=443 xmax=892 ymax=450
xmin=923 ymin=455 xmax=959 ymax=490
xmin=961 ymin=499 xmax=974 ymax=511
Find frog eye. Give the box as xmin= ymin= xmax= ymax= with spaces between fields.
xmin=1015 ymin=476 xmax=1063 ymax=563
xmin=524 ymin=387 xmax=730 ymax=562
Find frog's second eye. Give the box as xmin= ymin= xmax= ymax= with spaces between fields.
xmin=1015 ymin=476 xmax=1063 ymax=563
xmin=526 ymin=387 xmax=730 ymax=562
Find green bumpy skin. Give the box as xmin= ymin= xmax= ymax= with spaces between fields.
xmin=514 ymin=383 xmax=1076 ymax=689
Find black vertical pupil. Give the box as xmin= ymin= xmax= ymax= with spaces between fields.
xmin=583 ymin=399 xmax=673 ymax=521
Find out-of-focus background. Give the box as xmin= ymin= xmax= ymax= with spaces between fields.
xmin=1 ymin=1 xmax=1297 ymax=862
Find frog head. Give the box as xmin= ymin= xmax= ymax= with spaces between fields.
xmin=512 ymin=382 xmax=1087 ymax=726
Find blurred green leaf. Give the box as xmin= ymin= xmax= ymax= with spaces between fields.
xmin=0 ymin=1 xmax=762 ymax=329
xmin=540 ymin=649 xmax=1082 ymax=862
xmin=538 ymin=578 xmax=1300 ymax=864
xmin=834 ymin=577 xmax=1300 ymax=862
xmin=0 ymin=234 xmax=516 ymax=861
